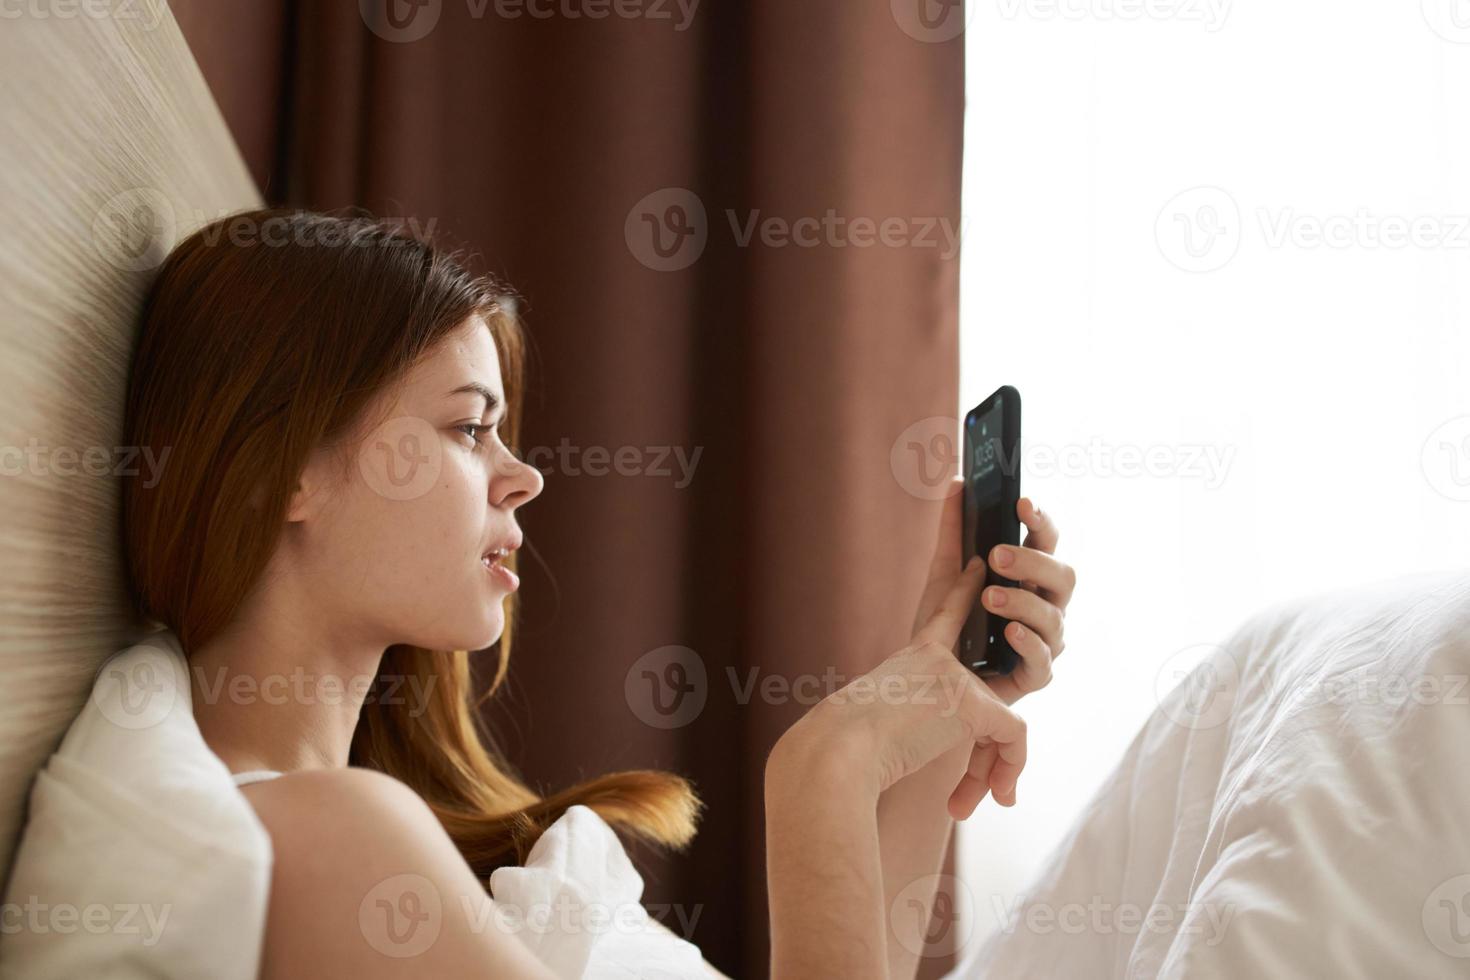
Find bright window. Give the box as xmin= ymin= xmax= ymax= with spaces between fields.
xmin=957 ymin=0 xmax=1470 ymax=951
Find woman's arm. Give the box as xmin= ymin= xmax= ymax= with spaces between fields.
xmin=873 ymin=487 xmax=1074 ymax=980
xmin=874 ymin=742 xmax=973 ymax=978
xmin=766 ymin=726 xmax=888 ymax=980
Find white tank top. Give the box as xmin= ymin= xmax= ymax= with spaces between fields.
xmin=232 ymin=770 xmax=283 ymax=786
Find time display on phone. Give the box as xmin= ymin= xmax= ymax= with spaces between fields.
xmin=962 ymin=400 xmax=1005 ymax=570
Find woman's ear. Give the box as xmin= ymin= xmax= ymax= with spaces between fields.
xmin=284 ymin=479 xmax=314 ymax=524
xmin=285 ymin=449 xmax=334 ymax=524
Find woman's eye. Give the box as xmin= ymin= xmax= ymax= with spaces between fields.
xmin=457 ymin=422 xmax=504 ymax=447
xmin=458 ymin=423 xmax=489 ymax=445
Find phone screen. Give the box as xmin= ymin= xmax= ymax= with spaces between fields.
xmin=961 ymin=388 xmax=1020 ymax=675
xmin=963 ymin=398 xmax=1005 ymax=562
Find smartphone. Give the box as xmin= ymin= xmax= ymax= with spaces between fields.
xmin=960 ymin=385 xmax=1022 ymax=676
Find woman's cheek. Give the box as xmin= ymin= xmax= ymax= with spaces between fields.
xmin=354 ymin=415 xmax=446 ymax=503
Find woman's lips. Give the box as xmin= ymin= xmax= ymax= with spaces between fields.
xmin=482 ymin=552 xmax=519 ymax=591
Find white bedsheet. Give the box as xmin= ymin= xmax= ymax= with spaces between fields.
xmin=958 ymin=568 xmax=1470 ymax=978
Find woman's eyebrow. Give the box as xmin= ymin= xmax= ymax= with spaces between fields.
xmin=447 ymin=382 xmax=502 ymax=417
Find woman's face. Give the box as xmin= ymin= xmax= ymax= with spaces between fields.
xmin=287 ymin=315 xmax=543 ymax=654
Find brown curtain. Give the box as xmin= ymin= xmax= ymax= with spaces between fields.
xmin=171 ymin=2 xmax=964 ymax=974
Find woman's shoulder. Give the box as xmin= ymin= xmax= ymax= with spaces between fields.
xmin=236 ymin=766 xmax=450 ymax=900
xmin=238 ymin=766 xmax=457 ymax=892
xmin=237 ymin=766 xmax=434 ymax=846
xmin=238 ymin=765 xmax=426 ymax=818
xmin=237 ymin=766 xmax=556 ymax=979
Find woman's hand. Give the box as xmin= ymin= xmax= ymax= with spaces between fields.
xmin=765 ymin=562 xmax=1031 ymax=980
xmin=772 ymin=558 xmax=1028 ymax=819
xmin=910 ymin=476 xmax=1076 ymax=706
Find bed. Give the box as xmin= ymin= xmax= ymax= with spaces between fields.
xmin=5 ymin=5 xmax=1470 ymax=979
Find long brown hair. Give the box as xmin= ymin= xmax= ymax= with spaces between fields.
xmin=120 ymin=207 xmax=701 ymax=876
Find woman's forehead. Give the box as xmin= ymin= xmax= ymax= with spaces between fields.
xmin=405 ymin=317 xmax=505 ymax=404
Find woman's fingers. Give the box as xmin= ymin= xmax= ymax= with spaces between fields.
xmin=1018 ymin=497 xmax=1060 ymax=555
xmin=948 ymin=741 xmax=997 ymax=820
xmin=957 ymin=688 xmax=1026 ymax=805
xmin=922 ymin=477 xmax=965 ymax=581
xmin=910 ymin=477 xmax=967 ymax=634
xmin=931 ymin=476 xmax=965 ymax=564
xmin=1002 ymin=620 xmax=1054 ymax=693
xmin=988 ymin=543 xmax=1077 ymax=609
xmin=982 ymin=585 xmax=1065 ymax=658
xmin=911 ymin=555 xmax=987 ymax=651
xmin=989 ymin=746 xmax=1023 ymax=807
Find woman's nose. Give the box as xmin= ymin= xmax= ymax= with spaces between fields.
xmin=492 ymin=450 xmax=544 ymax=509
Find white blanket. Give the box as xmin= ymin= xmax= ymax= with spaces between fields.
xmin=961 ymin=568 xmax=1470 ymax=978
xmin=489 ymin=805 xmax=709 ymax=978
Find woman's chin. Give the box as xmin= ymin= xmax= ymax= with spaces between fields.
xmin=470 ymin=606 xmax=506 ymax=651
xmin=413 ymin=606 xmax=504 ymax=654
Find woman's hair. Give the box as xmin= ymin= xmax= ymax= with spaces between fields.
xmin=121 ymin=207 xmax=701 ymax=874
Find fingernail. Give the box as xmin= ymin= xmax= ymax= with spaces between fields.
xmin=992 ymin=546 xmax=1012 ymax=568
xmin=967 ymin=556 xmax=983 ymax=571
xmin=986 ymin=587 xmax=1006 ymax=607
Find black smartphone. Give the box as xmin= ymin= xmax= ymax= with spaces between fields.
xmin=960 ymin=385 xmax=1022 ymax=676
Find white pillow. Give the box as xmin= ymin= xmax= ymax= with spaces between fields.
xmin=0 ymin=629 xmax=271 ymax=980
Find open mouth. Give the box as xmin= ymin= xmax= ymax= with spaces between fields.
xmin=481 ymin=546 xmax=520 ymax=591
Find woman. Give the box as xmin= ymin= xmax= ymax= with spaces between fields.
xmin=121 ymin=208 xmax=1076 ymax=978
